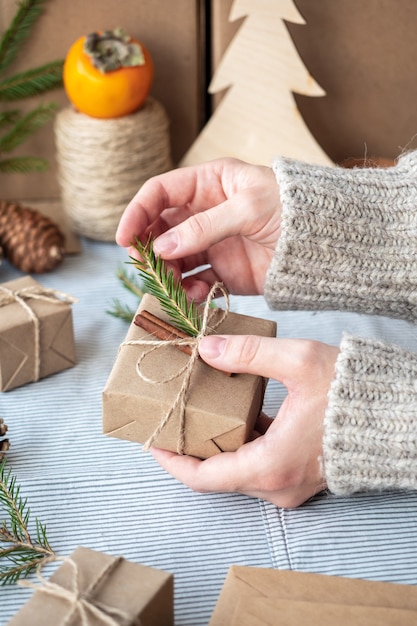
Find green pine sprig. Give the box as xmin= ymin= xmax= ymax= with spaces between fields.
xmin=0 ymin=0 xmax=46 ymax=74
xmin=0 ymin=61 xmax=63 ymax=102
xmin=130 ymin=238 xmax=203 ymax=337
xmin=0 ymin=0 xmax=64 ymax=175
xmin=0 ymin=459 xmax=55 ymax=585
xmin=107 ymin=264 xmax=148 ymax=322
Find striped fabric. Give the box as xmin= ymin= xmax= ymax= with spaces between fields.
xmin=0 ymin=240 xmax=416 ymax=625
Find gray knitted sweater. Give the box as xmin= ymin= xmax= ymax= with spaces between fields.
xmin=264 ymin=152 xmax=417 ymax=496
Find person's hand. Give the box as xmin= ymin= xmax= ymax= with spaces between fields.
xmin=149 ymin=334 xmax=340 ymax=509
xmin=116 ymin=158 xmax=281 ymax=300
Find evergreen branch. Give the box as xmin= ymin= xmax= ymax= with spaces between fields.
xmin=0 ymin=0 xmax=46 ymax=74
xmin=116 ymin=264 xmax=147 ymax=299
xmin=0 ymin=60 xmax=63 ymax=101
xmin=0 ymin=103 xmax=56 ymax=153
xmin=106 ymin=298 xmax=137 ymax=322
xmin=106 ymin=265 xmax=147 ymax=322
xmin=0 ymin=156 xmax=48 ymax=173
xmin=0 ymin=459 xmax=55 ymax=585
xmin=0 ymin=110 xmax=20 ymax=130
xmin=130 ymin=238 xmax=203 ymax=337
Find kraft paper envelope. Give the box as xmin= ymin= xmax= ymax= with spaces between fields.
xmin=231 ymin=596 xmax=417 ymax=626
xmin=0 ymin=276 xmax=76 ymax=391
xmin=209 ymin=566 xmax=417 ymax=625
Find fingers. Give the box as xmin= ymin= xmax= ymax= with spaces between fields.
xmin=198 ymin=335 xmax=297 ymax=384
xmin=152 ymin=188 xmax=263 ymax=260
xmin=149 ymin=438 xmax=265 ymax=494
xmin=116 ymin=160 xmax=227 ymax=247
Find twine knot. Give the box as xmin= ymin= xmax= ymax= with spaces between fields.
xmin=121 ymin=281 xmax=229 ymax=454
xmin=20 ymin=556 xmax=133 ymax=626
xmin=0 ymin=285 xmax=78 ymax=382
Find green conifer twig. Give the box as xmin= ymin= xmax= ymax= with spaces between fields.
xmin=0 ymin=0 xmax=46 ymax=74
xmin=0 ymin=0 xmax=64 ymax=175
xmin=0 ymin=459 xmax=55 ymax=585
xmin=107 ymin=264 xmax=147 ymax=322
xmin=130 ymin=238 xmax=203 ymax=337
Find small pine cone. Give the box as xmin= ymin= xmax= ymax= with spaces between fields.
xmin=0 ymin=200 xmax=65 ymax=273
xmin=0 ymin=417 xmax=9 ymax=461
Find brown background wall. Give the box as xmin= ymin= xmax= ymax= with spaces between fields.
xmin=3 ymin=0 xmax=417 ymax=202
xmin=0 ymin=0 xmax=206 ymax=201
xmin=211 ymin=0 xmax=417 ymax=165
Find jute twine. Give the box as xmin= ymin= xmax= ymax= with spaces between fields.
xmin=54 ymin=97 xmax=173 ymax=242
xmin=20 ymin=556 xmax=133 ymax=626
xmin=120 ymin=282 xmax=229 ymax=454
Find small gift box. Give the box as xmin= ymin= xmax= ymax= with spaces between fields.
xmin=103 ymin=293 xmax=277 ymax=459
xmin=209 ymin=566 xmax=417 ymax=625
xmin=7 ymin=546 xmax=174 ymax=626
xmin=0 ymin=276 xmax=76 ymax=391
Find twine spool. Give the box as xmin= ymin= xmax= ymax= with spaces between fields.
xmin=54 ymin=97 xmax=173 ymax=241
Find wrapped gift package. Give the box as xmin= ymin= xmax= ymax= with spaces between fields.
xmin=7 ymin=546 xmax=174 ymax=626
xmin=0 ymin=276 xmax=76 ymax=391
xmin=209 ymin=565 xmax=417 ymax=625
xmin=103 ymin=294 xmax=277 ymax=459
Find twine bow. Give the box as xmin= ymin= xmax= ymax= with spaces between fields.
xmin=121 ymin=281 xmax=229 ymax=454
xmin=0 ymin=285 xmax=78 ymax=383
xmin=20 ymin=555 xmax=133 ymax=626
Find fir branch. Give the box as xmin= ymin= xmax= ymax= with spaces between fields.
xmin=0 ymin=110 xmax=20 ymax=130
xmin=130 ymin=238 xmax=203 ymax=337
xmin=107 ymin=298 xmax=137 ymax=322
xmin=0 ymin=0 xmax=46 ymax=74
xmin=0 ymin=155 xmax=48 ymax=173
xmin=0 ymin=60 xmax=64 ymax=101
xmin=0 ymin=459 xmax=55 ymax=585
xmin=107 ymin=265 xmax=147 ymax=322
xmin=0 ymin=103 xmax=57 ymax=153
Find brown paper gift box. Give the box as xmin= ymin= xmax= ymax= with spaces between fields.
xmin=102 ymin=293 xmax=277 ymax=459
xmin=7 ymin=546 xmax=174 ymax=626
xmin=0 ymin=276 xmax=76 ymax=391
xmin=209 ymin=566 xmax=417 ymax=626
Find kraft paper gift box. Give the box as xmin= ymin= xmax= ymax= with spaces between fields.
xmin=209 ymin=566 xmax=417 ymax=626
xmin=0 ymin=276 xmax=76 ymax=391
xmin=7 ymin=546 xmax=173 ymax=626
xmin=103 ymin=293 xmax=277 ymax=459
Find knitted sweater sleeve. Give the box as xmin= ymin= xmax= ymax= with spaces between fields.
xmin=264 ymin=153 xmax=417 ymax=495
xmin=264 ymin=152 xmax=417 ymax=322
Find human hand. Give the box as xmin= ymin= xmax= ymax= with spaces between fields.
xmin=116 ymin=158 xmax=281 ymax=300
xmin=150 ymin=334 xmax=340 ymax=509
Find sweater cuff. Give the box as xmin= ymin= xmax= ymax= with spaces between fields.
xmin=323 ymin=334 xmax=417 ymax=495
xmin=264 ymin=153 xmax=417 ymax=321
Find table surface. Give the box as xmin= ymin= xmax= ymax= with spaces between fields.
xmin=1 ymin=239 xmax=417 ymax=625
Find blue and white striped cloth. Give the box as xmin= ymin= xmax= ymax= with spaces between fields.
xmin=1 ymin=240 xmax=416 ymax=625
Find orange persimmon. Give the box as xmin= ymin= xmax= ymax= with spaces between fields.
xmin=63 ymin=28 xmax=153 ymax=119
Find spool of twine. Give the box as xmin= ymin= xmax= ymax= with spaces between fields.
xmin=54 ymin=97 xmax=173 ymax=241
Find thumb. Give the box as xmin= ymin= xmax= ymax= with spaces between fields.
xmin=198 ymin=334 xmax=298 ymax=383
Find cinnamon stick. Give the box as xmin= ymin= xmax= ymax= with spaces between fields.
xmin=134 ymin=310 xmax=232 ymax=376
xmin=134 ymin=310 xmax=193 ymax=356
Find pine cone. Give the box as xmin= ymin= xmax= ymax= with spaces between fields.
xmin=0 ymin=417 xmax=9 ymax=461
xmin=0 ymin=201 xmax=65 ymax=273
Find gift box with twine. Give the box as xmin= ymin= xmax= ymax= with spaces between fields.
xmin=102 ymin=292 xmax=277 ymax=459
xmin=7 ymin=546 xmax=174 ymax=626
xmin=0 ymin=276 xmax=77 ymax=391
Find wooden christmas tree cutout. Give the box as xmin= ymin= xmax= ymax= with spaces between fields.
xmin=182 ymin=0 xmax=333 ymax=167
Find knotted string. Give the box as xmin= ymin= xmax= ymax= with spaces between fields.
xmin=20 ymin=555 xmax=134 ymax=626
xmin=120 ymin=281 xmax=229 ymax=454
xmin=0 ymin=285 xmax=78 ymax=382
